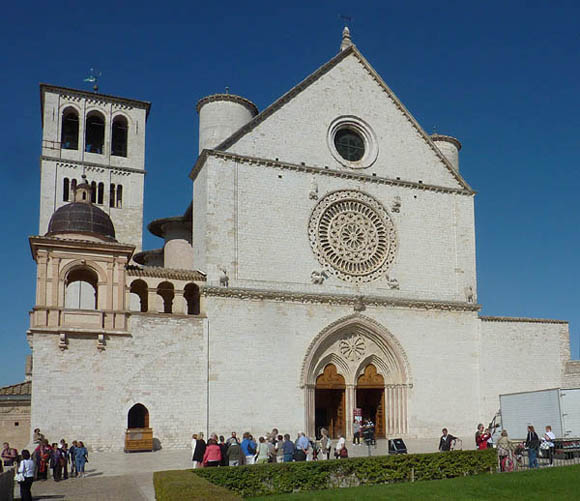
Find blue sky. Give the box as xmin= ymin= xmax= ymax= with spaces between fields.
xmin=1 ymin=1 xmax=579 ymax=387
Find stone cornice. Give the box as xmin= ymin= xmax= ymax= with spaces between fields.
xmin=40 ymin=83 xmax=151 ymax=117
xmin=202 ymin=285 xmax=481 ymax=311
xmin=29 ymin=235 xmax=135 ymax=259
xmin=126 ymin=265 xmax=206 ymax=281
xmin=479 ymin=315 xmax=568 ymax=325
xmin=431 ymin=134 xmax=462 ymax=151
xmin=190 ymin=150 xmax=474 ymax=195
xmin=42 ymin=156 xmax=147 ymax=176
xmin=196 ymin=93 xmax=258 ymax=115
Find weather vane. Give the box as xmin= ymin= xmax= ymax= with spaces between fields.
xmin=340 ymin=14 xmax=353 ymax=26
xmin=84 ymin=68 xmax=102 ymax=93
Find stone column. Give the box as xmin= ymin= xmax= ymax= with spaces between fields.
xmin=305 ymin=385 xmax=315 ymax=438
xmin=345 ymin=384 xmax=356 ymax=441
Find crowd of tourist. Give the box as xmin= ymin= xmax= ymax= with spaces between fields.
xmin=190 ymin=427 xmax=358 ymax=468
xmin=1 ymin=429 xmax=88 ymax=501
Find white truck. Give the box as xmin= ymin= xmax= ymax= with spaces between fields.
xmin=498 ymin=388 xmax=580 ymax=458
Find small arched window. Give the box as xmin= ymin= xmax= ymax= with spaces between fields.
xmin=111 ymin=115 xmax=128 ymax=157
xmin=97 ymin=182 xmax=104 ymax=205
xmin=157 ymin=282 xmax=174 ymax=314
xmin=116 ymin=185 xmax=123 ymax=208
xmin=61 ymin=108 xmax=79 ymax=150
xmin=64 ymin=267 xmax=98 ymax=309
xmin=71 ymin=178 xmax=77 ymax=194
xmin=85 ymin=111 xmax=105 ymax=154
xmin=129 ymin=280 xmax=148 ymax=312
xmin=110 ymin=183 xmax=116 ymax=208
xmin=128 ymin=403 xmax=149 ymax=429
xmin=63 ymin=178 xmax=70 ymax=202
xmin=90 ymin=181 xmax=97 ymax=203
xmin=184 ymin=283 xmax=200 ymax=315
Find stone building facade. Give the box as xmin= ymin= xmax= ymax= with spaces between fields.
xmin=23 ymin=31 xmax=577 ymax=451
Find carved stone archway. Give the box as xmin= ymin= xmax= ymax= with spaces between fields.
xmin=302 ymin=314 xmax=412 ymax=440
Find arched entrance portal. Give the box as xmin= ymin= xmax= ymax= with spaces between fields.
xmin=356 ymin=364 xmax=385 ymax=438
xmin=128 ymin=403 xmax=149 ymax=429
xmin=315 ymin=364 xmax=346 ymax=438
xmin=125 ymin=403 xmax=153 ymax=452
xmin=302 ymin=315 xmax=412 ymax=441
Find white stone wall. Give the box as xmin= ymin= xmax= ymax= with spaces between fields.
xmin=30 ymin=314 xmax=206 ymax=451
xmin=204 ymin=296 xmax=481 ymax=440
xmin=478 ymin=318 xmax=570 ymax=423
xmin=193 ymin=156 xmax=476 ymax=303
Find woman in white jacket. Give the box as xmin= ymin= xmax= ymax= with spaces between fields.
xmin=17 ymin=449 xmax=35 ymax=501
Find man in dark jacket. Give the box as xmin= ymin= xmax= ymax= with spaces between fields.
xmin=438 ymin=428 xmax=457 ymax=451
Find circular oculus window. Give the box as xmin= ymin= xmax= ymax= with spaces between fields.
xmin=328 ymin=117 xmax=378 ymax=169
xmin=308 ymin=190 xmax=397 ymax=283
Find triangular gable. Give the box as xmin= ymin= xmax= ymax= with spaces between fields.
xmin=216 ymin=45 xmax=472 ymax=192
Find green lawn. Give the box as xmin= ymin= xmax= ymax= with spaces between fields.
xmin=252 ymin=464 xmax=580 ymax=500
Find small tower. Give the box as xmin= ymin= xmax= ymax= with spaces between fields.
xmin=340 ymin=26 xmax=353 ymax=51
xmin=431 ymin=134 xmax=462 ymax=171
xmin=196 ymin=94 xmax=258 ymax=153
xmin=39 ymin=84 xmax=151 ymax=251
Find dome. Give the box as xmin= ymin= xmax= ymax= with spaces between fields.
xmin=47 ymin=202 xmax=116 ymax=241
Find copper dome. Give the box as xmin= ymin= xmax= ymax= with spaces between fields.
xmin=47 ymin=202 xmax=116 ymax=241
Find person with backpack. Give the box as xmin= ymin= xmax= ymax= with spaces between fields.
xmin=241 ymin=432 xmax=256 ymax=465
xmin=226 ymin=437 xmax=241 ymax=466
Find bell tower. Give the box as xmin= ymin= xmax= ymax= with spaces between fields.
xmin=39 ymin=84 xmax=151 ymax=250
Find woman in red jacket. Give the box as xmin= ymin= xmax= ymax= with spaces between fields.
xmin=202 ymin=438 xmax=222 ymax=467
xmin=475 ymin=424 xmax=491 ymax=449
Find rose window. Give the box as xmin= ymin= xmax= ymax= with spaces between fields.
xmin=308 ymin=190 xmax=398 ymax=283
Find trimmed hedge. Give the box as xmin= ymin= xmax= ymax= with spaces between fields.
xmin=195 ymin=449 xmax=497 ymax=498
xmin=153 ymin=469 xmax=241 ymax=501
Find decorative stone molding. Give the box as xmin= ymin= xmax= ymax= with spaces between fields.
xmin=202 ymin=285 xmax=481 ymax=312
xmin=310 ymin=270 xmax=328 ymax=285
xmin=58 ymin=333 xmax=68 ymax=351
xmin=196 ymin=93 xmax=258 ymax=115
xmin=391 ymin=197 xmax=401 ymax=213
xmin=479 ymin=316 xmax=568 ymax=325
xmin=339 ymin=335 xmax=366 ymax=361
xmin=308 ymin=190 xmax=398 ymax=283
xmin=190 ymin=150 xmax=474 ymax=196
xmin=385 ymin=275 xmax=399 ymax=290
xmin=43 ymin=157 xmax=146 ymax=175
xmin=126 ymin=265 xmax=206 ymax=281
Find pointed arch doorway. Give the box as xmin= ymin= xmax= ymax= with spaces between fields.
xmin=315 ymin=364 xmax=346 ymax=439
xmin=356 ymin=364 xmax=385 ymax=438
xmin=302 ymin=315 xmax=412 ymax=441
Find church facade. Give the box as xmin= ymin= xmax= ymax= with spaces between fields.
xmin=25 ymin=32 xmax=579 ymax=451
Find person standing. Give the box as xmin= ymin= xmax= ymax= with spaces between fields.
xmin=543 ymin=425 xmax=556 ymax=466
xmin=475 ymin=424 xmax=491 ymax=450
xmin=69 ymin=441 xmax=78 ymax=477
xmin=496 ymin=430 xmax=515 ymax=472
xmin=319 ymin=428 xmax=331 ymax=460
xmin=50 ymin=443 xmax=63 ymax=481
xmin=352 ymin=420 xmax=361 ymax=446
xmin=74 ymin=441 xmax=88 ymax=478
xmin=255 ymin=437 xmax=270 ymax=464
xmin=274 ymin=434 xmax=285 ymax=463
xmin=281 ymin=434 xmax=295 ymax=462
xmin=17 ymin=449 xmax=35 ymax=501
xmin=202 ymin=438 xmax=222 ymax=467
xmin=438 ymin=428 xmax=457 ymax=452
xmin=526 ymin=425 xmax=540 ymax=469
xmin=218 ymin=436 xmax=228 ymax=466
xmin=1 ymin=442 xmax=17 ymax=468
xmin=241 ymin=433 xmax=256 ymax=465
xmin=294 ymin=432 xmax=309 ymax=461
xmin=60 ymin=442 xmax=69 ymax=480
xmin=226 ymin=438 xmax=241 ymax=466
xmin=192 ymin=433 xmax=206 ymax=469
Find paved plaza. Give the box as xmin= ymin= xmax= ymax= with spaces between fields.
xmin=19 ymin=438 xmax=447 ymax=500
